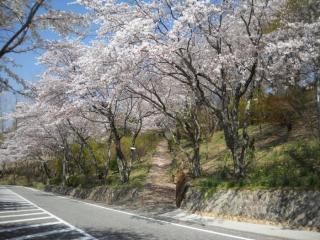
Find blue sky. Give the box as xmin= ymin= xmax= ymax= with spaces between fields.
xmin=9 ymin=1 xmax=88 ymax=83
xmin=1 ymin=1 xmax=88 ymax=130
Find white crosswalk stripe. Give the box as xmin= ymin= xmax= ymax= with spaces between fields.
xmin=0 ymin=221 xmax=61 ymax=233
xmin=0 ymin=216 xmax=54 ymax=225
xmin=0 ymin=209 xmax=42 ymax=214
xmin=0 ymin=187 xmax=96 ymax=240
xmin=0 ymin=212 xmax=47 ymax=218
xmin=12 ymin=228 xmax=74 ymax=240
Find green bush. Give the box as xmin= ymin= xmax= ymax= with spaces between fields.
xmin=49 ymin=177 xmax=61 ymax=186
xmin=67 ymin=175 xmax=86 ymax=187
xmin=135 ymin=132 xmax=161 ymax=157
xmin=46 ymin=132 xmax=162 ymax=187
xmin=307 ymin=174 xmax=319 ymax=187
xmin=195 ymin=136 xmax=320 ymax=195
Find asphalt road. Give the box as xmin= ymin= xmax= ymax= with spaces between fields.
xmin=0 ymin=186 xmax=289 ymax=240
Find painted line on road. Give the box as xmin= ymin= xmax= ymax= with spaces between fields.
xmin=0 ymin=199 xmax=27 ymax=201
xmin=0 ymin=221 xmax=61 ymax=233
xmin=0 ymin=204 xmax=33 ymax=207
xmin=20 ymin=186 xmax=257 ymax=240
xmin=79 ymin=237 xmax=97 ymax=240
xmin=12 ymin=228 xmax=74 ymax=240
xmin=0 ymin=199 xmax=28 ymax=201
xmin=55 ymin=195 xmax=255 ymax=240
xmin=0 ymin=205 xmax=33 ymax=209
xmin=0 ymin=209 xmax=42 ymax=214
xmin=0 ymin=216 xmax=53 ymax=224
xmin=0 ymin=212 xmax=47 ymax=218
xmin=0 ymin=206 xmax=36 ymax=209
xmin=0 ymin=207 xmax=37 ymax=211
xmin=0 ymin=201 xmax=32 ymax=204
xmin=23 ymin=186 xmax=40 ymax=192
xmin=7 ymin=188 xmax=97 ymax=240
xmin=0 ymin=202 xmax=31 ymax=204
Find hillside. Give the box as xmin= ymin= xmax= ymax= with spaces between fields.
xmin=182 ymin=124 xmax=320 ymax=196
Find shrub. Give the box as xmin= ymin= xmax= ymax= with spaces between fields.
xmin=67 ymin=175 xmax=86 ymax=187
xmin=67 ymin=174 xmax=98 ymax=188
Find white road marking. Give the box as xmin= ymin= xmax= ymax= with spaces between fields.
xmin=79 ymin=237 xmax=96 ymax=240
xmin=12 ymin=186 xmax=257 ymax=240
xmin=0 ymin=201 xmax=30 ymax=203
xmin=0 ymin=204 xmax=33 ymax=207
xmin=0 ymin=207 xmax=36 ymax=210
xmin=0 ymin=199 xmax=26 ymax=201
xmin=11 ymin=228 xmax=74 ymax=240
xmin=0 ymin=209 xmax=42 ymax=214
xmin=0 ymin=216 xmax=53 ymax=224
xmin=0 ymin=221 xmax=61 ymax=233
xmin=52 ymin=192 xmax=256 ymax=240
xmin=7 ymin=189 xmax=97 ymax=240
xmin=0 ymin=212 xmax=47 ymax=218
xmin=23 ymin=187 xmax=39 ymax=192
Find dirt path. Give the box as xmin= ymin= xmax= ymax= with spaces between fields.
xmin=146 ymin=140 xmax=176 ymax=189
xmin=139 ymin=140 xmax=176 ymax=212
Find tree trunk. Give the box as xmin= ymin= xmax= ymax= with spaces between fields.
xmin=108 ymin=110 xmax=130 ymax=183
xmin=75 ymin=144 xmax=86 ymax=174
xmin=104 ymin=134 xmax=112 ymax=180
xmin=221 ymin=111 xmax=246 ymax=179
xmin=1 ymin=162 xmax=6 ymax=178
xmin=219 ymin=86 xmax=255 ymax=180
xmin=13 ymin=163 xmax=17 ymax=185
xmin=86 ymin=144 xmax=100 ymax=177
xmin=233 ymin=151 xmax=246 ymax=179
xmin=191 ymin=143 xmax=201 ymax=177
xmin=67 ymin=119 xmax=99 ymax=177
xmin=131 ymin=119 xmax=142 ymax=162
xmin=316 ymin=74 xmax=320 ymax=141
xmin=114 ymin=135 xmax=129 ymax=183
xmin=41 ymin=161 xmax=51 ymax=184
xmin=61 ymin=154 xmax=68 ymax=186
xmin=181 ymin=109 xmax=202 ymax=178
xmin=26 ymin=161 xmax=32 ymax=185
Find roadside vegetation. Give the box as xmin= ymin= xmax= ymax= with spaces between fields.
xmin=0 ymin=0 xmax=319 ymax=202
xmin=0 ymin=132 xmax=161 ymax=189
xmin=1 ymin=87 xmax=320 ymax=196
xmin=169 ymin=88 xmax=320 ymax=196
xmin=194 ymin=128 xmax=320 ymax=197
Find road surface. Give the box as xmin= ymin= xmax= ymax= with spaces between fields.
xmin=0 ymin=185 xmax=289 ymax=240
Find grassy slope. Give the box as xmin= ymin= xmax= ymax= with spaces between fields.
xmin=193 ymin=124 xmax=320 ymax=197
xmin=0 ymin=156 xmax=153 ymax=190
xmin=2 ymin=124 xmax=320 ymax=194
xmin=0 ymin=132 xmax=162 ymax=190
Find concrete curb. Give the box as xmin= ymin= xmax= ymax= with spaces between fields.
xmin=161 ymin=209 xmax=320 ymax=240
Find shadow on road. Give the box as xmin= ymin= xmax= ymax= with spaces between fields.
xmin=0 ymin=200 xmax=32 ymax=210
xmin=84 ymin=228 xmax=158 ymax=240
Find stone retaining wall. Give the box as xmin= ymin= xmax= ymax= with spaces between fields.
xmin=44 ymin=185 xmax=140 ymax=205
xmin=181 ymin=188 xmax=320 ymax=231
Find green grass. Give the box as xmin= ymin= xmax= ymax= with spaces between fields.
xmin=1 ymin=132 xmax=161 ymax=189
xmin=106 ymin=160 xmax=152 ymax=189
xmin=90 ymin=132 xmax=160 ymax=188
xmin=0 ymin=175 xmax=46 ymax=190
xmin=191 ymin=125 xmax=320 ymax=197
xmin=51 ymin=150 xmax=154 ymax=189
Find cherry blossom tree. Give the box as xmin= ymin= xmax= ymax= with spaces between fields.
xmin=78 ymin=0 xmax=284 ymax=178
xmin=0 ymin=0 xmax=89 ymax=93
xmin=38 ymin=39 xmax=154 ymax=183
xmin=263 ymin=0 xmax=320 ymax=138
xmin=3 ymin=0 xmax=318 ymax=185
